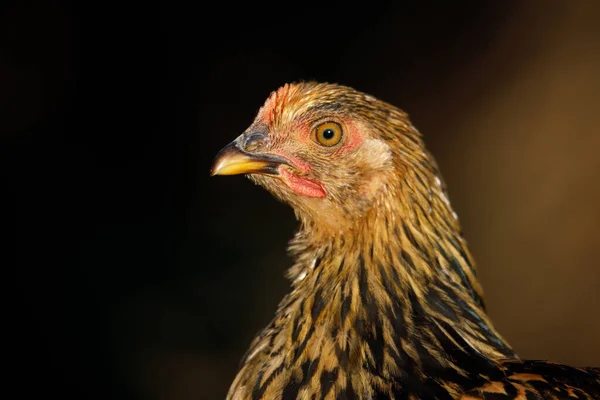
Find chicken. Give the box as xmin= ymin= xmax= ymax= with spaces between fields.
xmin=211 ymin=82 xmax=600 ymax=399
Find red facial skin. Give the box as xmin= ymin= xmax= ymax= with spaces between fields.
xmin=271 ymin=118 xmax=365 ymax=199
xmin=258 ymin=86 xmax=366 ymax=199
xmin=279 ymin=167 xmax=326 ymax=198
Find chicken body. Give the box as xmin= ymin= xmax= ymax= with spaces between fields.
xmin=211 ymin=82 xmax=600 ymax=399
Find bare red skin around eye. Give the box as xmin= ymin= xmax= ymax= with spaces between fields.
xmin=271 ymin=118 xmax=365 ymax=198
xmin=296 ymin=117 xmax=364 ymax=153
xmin=337 ymin=119 xmax=364 ymax=154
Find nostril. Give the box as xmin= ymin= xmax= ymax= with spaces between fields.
xmin=243 ymin=134 xmax=267 ymax=152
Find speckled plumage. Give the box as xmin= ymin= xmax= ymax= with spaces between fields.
xmin=213 ymin=82 xmax=600 ymax=399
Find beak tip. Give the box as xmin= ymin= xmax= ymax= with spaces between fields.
xmin=210 ymin=157 xmax=235 ymax=176
xmin=210 ymin=147 xmax=235 ymax=177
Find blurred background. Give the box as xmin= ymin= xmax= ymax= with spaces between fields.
xmin=3 ymin=1 xmax=599 ymax=399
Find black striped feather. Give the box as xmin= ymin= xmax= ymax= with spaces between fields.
xmin=219 ymin=82 xmax=598 ymax=399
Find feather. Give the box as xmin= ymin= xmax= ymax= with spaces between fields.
xmin=212 ymin=82 xmax=599 ymax=399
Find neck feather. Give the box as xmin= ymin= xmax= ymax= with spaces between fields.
xmin=286 ymin=164 xmax=515 ymax=364
xmin=228 ymin=148 xmax=518 ymax=400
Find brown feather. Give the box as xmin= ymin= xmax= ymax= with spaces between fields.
xmin=214 ymin=82 xmax=599 ymax=399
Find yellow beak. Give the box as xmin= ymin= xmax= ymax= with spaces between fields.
xmin=210 ymin=140 xmax=289 ymax=176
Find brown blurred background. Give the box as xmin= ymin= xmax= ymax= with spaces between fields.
xmin=3 ymin=1 xmax=599 ymax=399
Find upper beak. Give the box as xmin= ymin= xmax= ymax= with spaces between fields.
xmin=210 ymin=135 xmax=290 ymax=176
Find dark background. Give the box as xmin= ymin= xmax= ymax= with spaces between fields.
xmin=3 ymin=1 xmax=599 ymax=399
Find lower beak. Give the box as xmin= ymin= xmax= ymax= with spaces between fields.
xmin=210 ymin=141 xmax=289 ymax=176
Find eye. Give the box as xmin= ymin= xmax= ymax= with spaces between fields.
xmin=315 ymin=122 xmax=343 ymax=147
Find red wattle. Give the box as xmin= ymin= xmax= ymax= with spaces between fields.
xmin=280 ymin=168 xmax=326 ymax=198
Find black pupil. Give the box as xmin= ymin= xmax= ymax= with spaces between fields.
xmin=322 ymin=128 xmax=335 ymax=140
